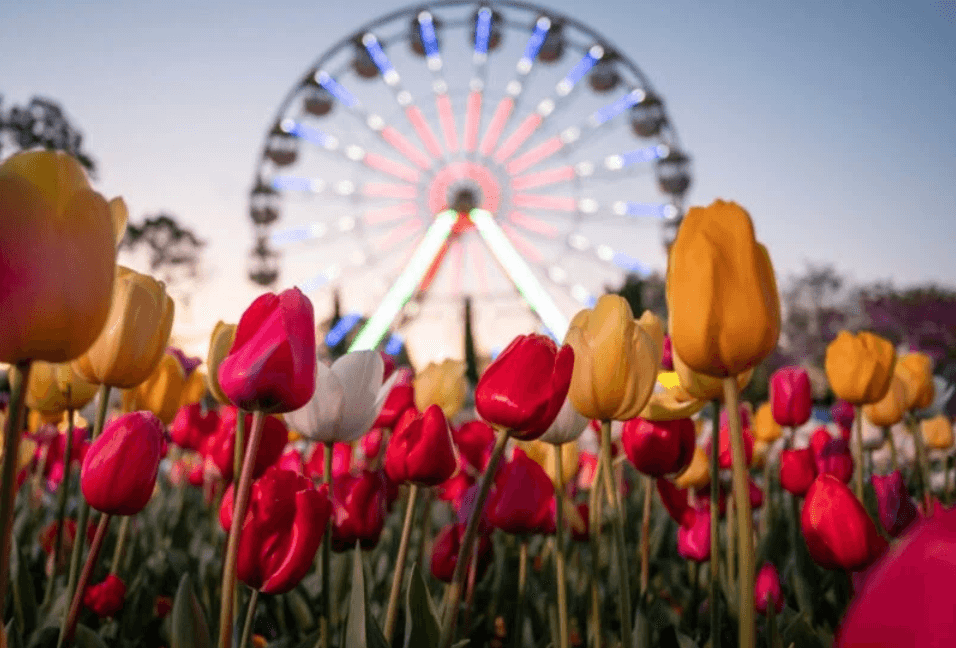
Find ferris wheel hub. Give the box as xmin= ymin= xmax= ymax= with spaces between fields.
xmin=427 ymin=161 xmax=501 ymax=218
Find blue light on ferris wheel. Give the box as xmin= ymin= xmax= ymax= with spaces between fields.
xmin=522 ymin=18 xmax=550 ymax=64
xmin=621 ymin=202 xmax=669 ymax=218
xmin=591 ymin=89 xmax=645 ymax=126
xmin=362 ymin=35 xmax=395 ymax=76
xmin=271 ymin=176 xmax=314 ymax=193
xmin=384 ymin=333 xmax=404 ymax=355
xmin=325 ymin=312 xmax=363 ymax=348
xmin=315 ymin=71 xmax=359 ymax=108
xmin=298 ymin=273 xmax=331 ymax=293
xmin=612 ymin=252 xmax=646 ymax=274
xmin=618 ymin=144 xmax=669 ymax=167
xmin=474 ymin=8 xmax=492 ymax=55
xmin=418 ymin=13 xmax=440 ymax=59
xmin=282 ymin=121 xmax=335 ymax=149
xmin=562 ymin=50 xmax=600 ymax=89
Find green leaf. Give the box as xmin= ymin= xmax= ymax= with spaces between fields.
xmin=170 ymin=574 xmax=211 ymax=648
xmin=10 ymin=540 xmax=37 ymax=636
xmin=403 ymin=563 xmax=441 ymax=648
xmin=344 ymin=544 xmax=389 ymax=648
xmin=72 ymin=625 xmax=108 ymax=648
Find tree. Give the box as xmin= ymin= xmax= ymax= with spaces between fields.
xmin=0 ymin=95 xmax=95 ymax=172
xmin=610 ymin=272 xmax=668 ymax=321
xmin=120 ymin=213 xmax=206 ymax=308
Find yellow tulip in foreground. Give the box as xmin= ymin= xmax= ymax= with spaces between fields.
xmin=72 ymin=266 xmax=174 ymax=389
xmin=824 ymin=331 xmax=895 ymax=405
xmin=564 ymin=295 xmax=660 ymax=421
xmin=0 ymin=151 xmax=119 ymax=363
xmin=922 ymin=415 xmax=954 ymax=450
xmin=863 ymin=375 xmax=908 ymax=427
xmin=413 ymin=359 xmax=467 ymax=419
xmin=122 ymin=352 xmax=188 ymax=424
xmin=666 ymin=199 xmax=781 ymax=378
xmin=23 ymin=362 xmax=98 ymax=413
xmin=206 ymin=321 xmax=237 ymax=405
xmin=895 ymin=352 xmax=934 ymax=411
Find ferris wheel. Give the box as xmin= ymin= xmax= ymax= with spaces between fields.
xmin=247 ymin=0 xmax=691 ymax=366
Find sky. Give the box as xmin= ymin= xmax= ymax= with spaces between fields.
xmin=3 ymin=0 xmax=955 ymax=359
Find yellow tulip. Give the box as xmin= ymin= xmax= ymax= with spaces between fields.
xmin=640 ymin=371 xmax=706 ymax=421
xmin=754 ymin=402 xmax=782 ymax=443
xmin=672 ymin=344 xmax=753 ymax=401
xmin=666 ymin=199 xmax=781 ymax=378
xmin=122 ymin=353 xmax=187 ymax=423
xmin=824 ymin=331 xmax=896 ymax=405
xmin=72 ymin=266 xmax=174 ymax=388
xmin=517 ymin=439 xmax=579 ymax=486
xmin=922 ymin=415 xmax=953 ymax=450
xmin=863 ymin=375 xmax=909 ymax=427
xmin=22 ymin=361 xmax=98 ymax=413
xmin=180 ymin=368 xmax=208 ymax=408
xmin=413 ymin=359 xmax=467 ymax=419
xmin=28 ymin=409 xmax=63 ymax=432
xmin=0 ymin=151 xmax=118 ymax=363
xmin=206 ymin=321 xmax=237 ymax=405
xmin=564 ymin=295 xmax=659 ymax=421
xmin=674 ymin=446 xmax=710 ymax=490
xmin=895 ymin=352 xmax=934 ymax=411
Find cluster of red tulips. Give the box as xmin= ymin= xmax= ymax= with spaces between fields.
xmin=2 ymin=150 xmax=955 ymax=648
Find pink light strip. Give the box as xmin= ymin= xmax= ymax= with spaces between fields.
xmin=364 ymin=202 xmax=418 ymax=225
xmin=502 ymin=224 xmax=544 ymax=263
xmin=381 ymin=126 xmax=432 ymax=170
xmin=511 ymin=166 xmax=575 ymax=191
xmin=506 ymin=136 xmax=563 ymax=174
xmin=513 ymin=193 xmax=577 ymax=212
xmin=404 ymin=107 xmax=443 ymax=159
xmin=479 ymin=98 xmax=514 ymax=157
xmin=508 ymin=211 xmax=559 ymax=237
xmin=364 ymin=154 xmax=420 ymax=183
xmin=464 ymin=91 xmax=482 ymax=152
xmin=494 ymin=114 xmax=543 ymax=163
xmin=362 ymin=182 xmax=418 ymax=199
xmin=376 ymin=218 xmax=423 ymax=252
xmin=435 ymin=94 xmax=459 ymax=154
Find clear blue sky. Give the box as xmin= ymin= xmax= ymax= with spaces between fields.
xmin=3 ymin=0 xmax=954 ymax=354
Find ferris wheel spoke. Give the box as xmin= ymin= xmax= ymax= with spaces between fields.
xmin=512 ymin=193 xmax=576 ymax=212
xmin=349 ymin=210 xmax=458 ymax=351
xmin=361 ymin=182 xmax=418 ymax=199
xmin=373 ymin=218 xmax=425 ymax=252
xmin=506 ymin=211 xmax=560 ymax=237
xmin=363 ymin=153 xmax=421 ymax=183
xmin=510 ymin=165 xmax=575 ymax=191
xmin=500 ymin=223 xmax=545 ymax=264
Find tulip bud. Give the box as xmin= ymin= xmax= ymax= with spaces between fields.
xmin=205 ymin=321 xmax=237 ymax=404
xmin=824 ymin=331 xmax=896 ymax=405
xmin=922 ymin=414 xmax=954 ymax=450
xmin=206 ymin=408 xmax=288 ymax=482
xmin=475 ymin=334 xmax=574 ymax=440
xmin=754 ymin=563 xmax=784 ymax=614
xmin=863 ymin=375 xmax=909 ymax=428
xmin=870 ymin=470 xmax=919 ymax=538
xmin=330 ymin=470 xmax=388 ymax=552
xmin=564 ymin=295 xmax=660 ymax=421
xmin=814 ymin=437 xmax=854 ymax=484
xmin=667 ymin=200 xmax=781 ymax=378
xmin=754 ymin=402 xmax=782 ymax=443
xmin=709 ymin=425 xmax=755 ymax=470
xmin=454 ymin=420 xmax=496 ymax=473
xmin=385 ymin=405 xmax=458 ymax=486
xmin=674 ymin=447 xmax=710 ymax=490
xmin=121 ymin=352 xmax=187 ymax=423
xmin=83 ymin=574 xmax=126 ymax=618
xmin=486 ymin=449 xmax=554 ymax=535
xmin=413 ymin=359 xmax=467 ymax=419
xmin=81 ymin=411 xmax=164 ymax=515
xmin=72 ymin=267 xmax=175 ymax=388
xmin=622 ymin=417 xmax=696 ymax=478
xmin=677 ymin=511 xmax=711 ymax=562
xmin=430 ymin=523 xmax=493 ymax=583
xmin=23 ymin=362 xmax=99 ymax=413
xmin=894 ymin=352 xmax=934 ymax=411
xmin=770 ymin=366 xmax=812 ymax=427
xmin=801 ymin=474 xmax=886 ymax=571
xmin=0 ymin=151 xmax=117 ymax=363
xmin=373 ymin=384 xmax=415 ymax=430
xmin=304 ymin=442 xmax=353 ymax=481
xmin=779 ymin=448 xmax=817 ymax=496
xmin=170 ymin=403 xmax=220 ymax=452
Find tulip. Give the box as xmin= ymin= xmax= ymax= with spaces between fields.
xmin=121 ymin=352 xmax=187 ymax=424
xmin=219 ymin=466 xmax=331 ymax=594
xmin=41 ymin=426 xmax=90 ymax=490
xmin=285 ymin=350 xmax=393 ymax=443
xmin=710 ymin=425 xmax=755 ymax=470
xmin=384 ymin=405 xmax=458 ymax=486
xmin=277 ymin=448 xmax=306 ymax=475
xmin=413 ymin=359 xmax=467 ymax=419
xmin=753 ymin=404 xmax=781 ymax=446
xmin=809 ymin=426 xmax=833 ymax=457
xmin=430 ymin=523 xmax=494 ymax=584
xmin=835 ymin=507 xmax=956 ymax=647
xmin=486 ymin=449 xmax=554 ymax=535
xmin=894 ymin=352 xmax=934 ymax=411
xmin=754 ymin=563 xmax=784 ymax=614
xmin=824 ymin=331 xmax=896 ymax=405
xmin=770 ymin=367 xmax=812 ymax=427
xmin=475 ymin=334 xmax=574 ymax=440
xmin=779 ymin=449 xmax=817 ymax=496
xmin=801 ymin=475 xmax=886 ymax=571
xmin=538 ymin=397 xmax=590 ymax=446
xmin=436 ymin=466 xmax=474 ymax=505
xmin=831 ymin=400 xmax=855 ymax=432
xmin=675 ymin=447 xmax=710 ymax=490
xmin=179 ymin=371 xmax=208 ymax=409
xmin=83 ymin=574 xmax=126 ymax=618
xmin=23 ymin=362 xmax=98 ymax=414
xmin=516 ymin=439 xmax=579 ymax=487
xmin=577 ymin=452 xmax=599 ymax=491
xmin=922 ymin=414 xmax=954 ymax=450
xmin=622 ymin=417 xmax=696 ymax=477
xmin=640 ymin=372 xmax=707 ymax=421
xmin=359 ymin=428 xmax=384 ymax=467
xmin=564 ymin=295 xmax=659 ymax=421
xmin=0 ymin=151 xmax=118 ymax=364
xmin=170 ymin=403 xmax=220 ymax=453
xmin=454 ymin=420 xmax=496 ymax=473
xmin=814 ymin=437 xmax=854 ymax=484
xmin=749 ymin=479 xmax=764 ymax=508
xmin=863 ymin=375 xmax=909 ymax=428
xmin=372 ymin=383 xmax=415 ymax=429
xmin=870 ymin=471 xmax=919 ymax=537
xmin=656 ymin=479 xmax=710 ymax=561
xmin=206 ymin=408 xmax=287 ymax=482
xmin=304 ymin=442 xmax=353 ymax=481
xmin=330 ymin=470 xmax=388 ymax=551
xmin=217 ymin=289 xmax=316 ymax=413
xmin=205 ymin=321 xmax=237 ymax=405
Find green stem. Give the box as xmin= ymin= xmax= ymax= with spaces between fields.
xmin=383 ymin=483 xmax=418 ymax=641
xmin=709 ymin=399 xmax=721 ymax=648
xmin=852 ymin=407 xmax=864 ymax=500
xmin=510 ymin=539 xmax=529 ymax=648
xmin=788 ymin=494 xmax=813 ymax=615
xmin=322 ymin=442 xmax=333 ymax=648
xmin=552 ymin=444 xmax=569 ymax=648
xmin=239 ymin=588 xmax=259 ymax=648
xmin=44 ymin=406 xmax=76 ymax=606
xmin=587 ymin=458 xmax=603 ymax=648
xmin=62 ymin=513 xmax=111 ymax=644
xmin=413 ymin=490 xmax=432 ymax=575
xmin=217 ymin=410 xmax=265 ymax=648
xmin=723 ymin=377 xmax=754 ymax=648
xmin=439 ymin=430 xmax=510 ymax=648
xmin=600 ymin=420 xmax=632 ymax=646
xmin=725 ymin=491 xmax=736 ymax=615
xmin=0 ymin=360 xmax=31 ymax=621
xmin=109 ymin=515 xmax=131 ymax=574
xmin=640 ymin=474 xmax=653 ymax=599
xmin=461 ymin=532 xmax=481 ymax=634
xmin=233 ymin=409 xmax=246 ymax=482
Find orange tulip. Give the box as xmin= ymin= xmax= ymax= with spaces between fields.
xmin=122 ymin=353 xmax=187 ymax=424
xmin=894 ymin=353 xmax=934 ymax=411
xmin=863 ymin=375 xmax=908 ymax=428
xmin=824 ymin=331 xmax=895 ymax=405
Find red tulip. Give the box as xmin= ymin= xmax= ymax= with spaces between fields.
xmin=170 ymin=403 xmax=220 ymax=452
xmin=304 ymin=442 xmax=353 ymax=481
xmin=277 ymin=448 xmax=306 ymax=475
xmin=809 ymin=426 xmax=833 ymax=457
xmin=380 ymin=353 xmax=396 ymax=382
xmin=709 ymin=425 xmax=754 ymax=470
xmin=770 ymin=366 xmax=812 ymax=427
xmin=486 ymin=449 xmax=554 ymax=535
xmin=814 ymin=437 xmax=854 ymax=484
xmin=81 ymin=411 xmax=164 ymax=515
xmin=749 ymin=479 xmax=764 ymax=509
xmin=835 ymin=507 xmax=956 ymax=647
xmin=436 ymin=461 xmax=475 ymax=504
xmin=330 ymin=470 xmax=387 ymax=552
xmin=430 ymin=523 xmax=493 ymax=583
xmin=754 ymin=563 xmax=784 ymax=614
xmin=475 ymin=334 xmax=574 ymax=440
xmin=577 ymin=452 xmax=598 ymax=491
xmin=220 ymin=466 xmax=331 ymax=594
xmin=83 ymin=574 xmax=126 ymax=618
xmin=801 ymin=474 xmax=886 ymax=571
xmin=359 ymin=428 xmax=384 ymax=466
xmin=831 ymin=399 xmax=855 ymax=434
xmin=871 ymin=470 xmax=919 ymax=537
xmin=372 ymin=384 xmax=415 ymax=430
xmin=780 ymin=448 xmax=817 ymax=496
xmin=217 ymin=288 xmax=316 ymax=413
xmin=719 ymin=405 xmax=753 ymax=433
xmin=453 ymin=420 xmax=496 ymax=473
xmin=41 ymin=426 xmax=90 ymax=490
xmin=385 ymin=404 xmax=458 ymax=486
xmin=622 ymin=417 xmax=696 ymax=477
xmin=206 ymin=407 xmax=287 ymax=482
xmin=657 ymin=479 xmax=711 ymax=561
xmin=657 ymin=478 xmax=697 ymax=527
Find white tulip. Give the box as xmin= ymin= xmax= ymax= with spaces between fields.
xmin=538 ymin=397 xmax=590 ymax=446
xmin=285 ymin=350 xmax=397 ymax=443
